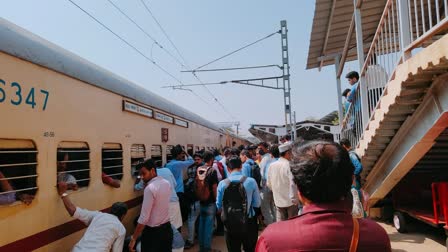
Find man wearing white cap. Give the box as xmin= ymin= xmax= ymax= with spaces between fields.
xmin=267 ymin=142 xmax=299 ymax=221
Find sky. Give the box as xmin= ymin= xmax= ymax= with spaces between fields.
xmin=1 ymin=0 xmax=357 ymax=136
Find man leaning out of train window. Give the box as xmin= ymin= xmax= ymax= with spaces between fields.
xmin=0 ymin=171 xmax=34 ymax=205
xmin=57 ymin=152 xmax=78 ymax=191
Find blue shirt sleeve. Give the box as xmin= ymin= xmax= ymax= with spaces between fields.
xmin=251 ymin=180 xmax=261 ymax=208
xmin=242 ymin=162 xmax=251 ymax=177
xmin=216 ymin=180 xmax=226 ymax=211
xmin=349 ymin=152 xmax=363 ymax=175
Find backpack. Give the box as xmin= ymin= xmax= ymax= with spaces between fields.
xmin=250 ymin=162 xmax=262 ymax=189
xmin=194 ymin=165 xmax=211 ymax=202
xmin=221 ymin=176 xmax=248 ymax=235
xmin=214 ymin=160 xmax=226 ymax=179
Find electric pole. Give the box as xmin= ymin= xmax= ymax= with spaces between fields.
xmin=280 ymin=20 xmax=293 ymax=141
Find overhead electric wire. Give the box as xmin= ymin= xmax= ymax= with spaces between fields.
xmin=66 ymin=0 xmax=183 ymax=84
xmin=106 ymin=0 xmax=186 ymax=68
xmin=139 ymin=0 xmax=190 ymax=67
xmin=181 ymin=64 xmax=282 ymax=73
xmin=138 ymin=0 xmax=236 ymax=120
xmin=193 ymin=30 xmax=280 ymax=71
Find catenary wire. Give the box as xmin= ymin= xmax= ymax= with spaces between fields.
xmin=66 ymin=0 xmax=184 ymax=84
xmin=106 ymin=0 xmax=186 ymax=69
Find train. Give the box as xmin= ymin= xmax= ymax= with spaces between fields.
xmin=0 ymin=18 xmax=250 ymax=251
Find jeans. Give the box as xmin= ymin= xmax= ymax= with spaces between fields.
xmin=224 ymin=217 xmax=258 ymax=252
xmin=187 ymin=201 xmax=200 ymax=243
xmin=260 ymin=186 xmax=276 ymax=225
xmin=198 ymin=203 xmax=216 ymax=252
xmin=276 ymin=205 xmax=298 ymax=221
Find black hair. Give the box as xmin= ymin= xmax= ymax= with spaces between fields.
xmin=258 ymin=142 xmax=269 ymax=149
xmin=223 ymin=149 xmax=231 ymax=156
xmin=270 ymin=145 xmax=280 ymax=158
xmin=240 ymin=149 xmax=250 ymax=159
xmin=171 ymin=145 xmax=183 ymax=157
xmin=339 ymin=138 xmax=351 ymax=148
xmin=110 ymin=202 xmax=128 ymax=219
xmin=248 ymin=145 xmax=257 ymax=150
xmin=258 ymin=148 xmax=265 ymax=156
xmin=193 ymin=153 xmax=203 ymax=159
xmin=227 ymin=155 xmax=242 ymax=170
xmin=136 ymin=159 xmax=157 ymax=173
xmin=290 ymin=141 xmax=354 ymax=203
xmin=213 ymin=149 xmax=221 ymax=157
xmin=342 ymin=88 xmax=351 ymax=97
xmin=57 ymin=150 xmax=68 ymax=161
xmin=238 ymin=145 xmax=245 ymax=151
xmin=345 ymin=71 xmax=359 ymax=80
xmin=230 ymin=148 xmax=240 ymax=156
xmin=202 ymin=151 xmax=214 ymax=163
xmin=284 ymin=135 xmax=291 ymax=141
xmin=154 ymin=160 xmax=163 ymax=168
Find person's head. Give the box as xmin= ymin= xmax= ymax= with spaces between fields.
xmin=232 ymin=141 xmax=237 ymax=147
xmin=240 ymin=149 xmax=250 ymax=163
xmin=342 ymin=88 xmax=351 ymax=98
xmin=223 ymin=148 xmax=231 ymax=158
xmin=213 ymin=149 xmax=221 ymax=158
xmin=230 ymin=148 xmax=241 ymax=156
xmin=345 ymin=71 xmax=359 ymax=85
xmin=339 ymin=138 xmax=352 ymax=151
xmin=270 ymin=145 xmax=280 ymax=158
xmin=284 ymin=135 xmax=291 ymax=142
xmin=110 ymin=202 xmax=128 ymax=221
xmin=202 ymin=151 xmax=214 ymax=165
xmin=255 ymin=149 xmax=263 ymax=162
xmin=258 ymin=142 xmax=269 ymax=154
xmin=57 ymin=151 xmax=69 ymax=172
xmin=238 ymin=145 xmax=245 ymax=151
xmin=136 ymin=159 xmax=157 ymax=183
xmin=279 ymin=143 xmax=293 ymax=160
xmin=193 ymin=153 xmax=203 ymax=165
xmin=227 ymin=155 xmax=242 ymax=171
xmin=154 ymin=160 xmax=163 ymax=168
xmin=290 ymin=141 xmax=354 ymax=205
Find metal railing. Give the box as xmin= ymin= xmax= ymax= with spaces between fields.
xmin=340 ymin=0 xmax=448 ymax=146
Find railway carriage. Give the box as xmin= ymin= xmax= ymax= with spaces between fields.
xmin=0 ymin=18 xmax=248 ymax=251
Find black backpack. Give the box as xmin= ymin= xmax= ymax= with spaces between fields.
xmin=250 ymin=163 xmax=262 ymax=189
xmin=221 ymin=176 xmax=248 ymax=235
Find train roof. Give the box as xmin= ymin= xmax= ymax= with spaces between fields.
xmin=0 ymin=18 xmax=223 ymax=133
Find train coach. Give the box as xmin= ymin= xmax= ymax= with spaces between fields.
xmin=0 ymin=18 xmax=249 ymax=251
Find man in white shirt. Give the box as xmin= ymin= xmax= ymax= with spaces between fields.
xmin=57 ymin=182 xmax=127 ymax=252
xmin=267 ymin=142 xmax=299 ymax=221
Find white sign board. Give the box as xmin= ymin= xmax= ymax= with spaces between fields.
xmin=155 ymin=112 xmax=174 ymax=124
xmin=174 ymin=118 xmax=188 ymax=128
xmin=123 ymin=101 xmax=153 ymax=118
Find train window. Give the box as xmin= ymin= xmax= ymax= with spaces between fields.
xmin=151 ymin=145 xmax=162 ymax=164
xmin=0 ymin=139 xmax=38 ymax=205
xmin=195 ymin=146 xmax=200 ymax=152
xmin=187 ymin=144 xmax=194 ymax=156
xmin=131 ymin=144 xmax=146 ymax=177
xmin=166 ymin=145 xmax=174 ymax=163
xmin=102 ymin=143 xmax=123 ymax=181
xmin=57 ymin=142 xmax=90 ymax=189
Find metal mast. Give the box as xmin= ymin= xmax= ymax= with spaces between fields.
xmin=280 ymin=20 xmax=293 ymax=140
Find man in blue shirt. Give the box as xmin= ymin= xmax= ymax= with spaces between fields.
xmin=216 ymin=155 xmax=261 ymax=252
xmin=346 ymin=71 xmax=361 ymax=139
xmin=340 ymin=138 xmax=363 ymax=188
xmin=165 ymin=145 xmax=194 ymax=223
xmin=240 ymin=149 xmax=255 ymax=178
xmin=260 ymin=145 xmax=279 ymax=225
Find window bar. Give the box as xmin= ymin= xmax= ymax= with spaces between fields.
xmin=0 ymin=187 xmax=38 ymax=195
xmin=421 ymin=0 xmax=426 ymax=33
xmin=0 ymin=162 xmax=38 ymax=168
xmin=75 ymin=178 xmax=91 ymax=182
xmin=407 ymin=0 xmax=414 ymax=41
xmin=58 ymin=150 xmax=90 ymax=153
xmin=60 ymin=168 xmax=90 ymax=173
xmin=102 ymin=157 xmax=123 ymax=161
xmin=102 ymin=165 xmax=124 ymax=169
xmin=102 ymin=150 xmax=123 ymax=153
xmin=0 ymin=150 xmax=38 ymax=154
xmin=107 ymin=173 xmax=124 ymax=177
xmin=435 ymin=0 xmax=440 ymax=23
xmin=414 ymin=0 xmax=420 ymax=37
xmin=58 ymin=159 xmax=90 ymax=164
xmin=0 ymin=174 xmax=38 ymax=181
xmin=427 ymin=0 xmax=433 ymax=28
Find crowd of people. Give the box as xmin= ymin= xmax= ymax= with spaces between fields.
xmin=0 ymin=135 xmax=390 ymax=251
